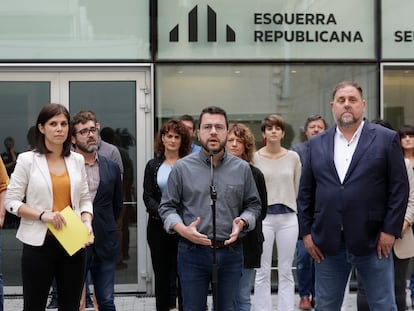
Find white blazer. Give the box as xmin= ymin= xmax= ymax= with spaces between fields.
xmin=5 ymin=150 xmax=93 ymax=246
xmin=394 ymin=158 xmax=414 ymax=259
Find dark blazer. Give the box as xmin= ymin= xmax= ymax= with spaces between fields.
xmin=298 ymin=121 xmax=409 ymax=256
xmin=143 ymin=157 xmax=163 ymax=217
xmin=91 ymin=155 xmax=123 ymax=261
xmin=242 ymin=165 xmax=267 ymax=268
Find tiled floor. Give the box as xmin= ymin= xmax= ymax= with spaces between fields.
xmin=7 ymin=290 xmax=414 ymax=310
xmin=4 ymin=292 xmax=360 ymax=311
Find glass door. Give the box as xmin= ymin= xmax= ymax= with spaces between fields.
xmin=0 ymin=66 xmax=153 ymax=294
xmin=382 ymin=63 xmax=414 ymax=129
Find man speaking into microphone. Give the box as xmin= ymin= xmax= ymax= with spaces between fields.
xmin=159 ymin=106 xmax=261 ymax=311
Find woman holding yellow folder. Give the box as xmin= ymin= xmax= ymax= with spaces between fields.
xmin=5 ymin=103 xmax=93 ymax=311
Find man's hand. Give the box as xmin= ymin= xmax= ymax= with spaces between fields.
xmin=174 ymin=217 xmax=211 ymax=246
xmin=377 ymin=232 xmax=395 ymax=259
xmin=224 ymin=217 xmax=244 ymax=245
xmin=303 ymin=234 xmax=325 ymax=263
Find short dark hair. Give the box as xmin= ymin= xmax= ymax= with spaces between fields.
xmin=304 ymin=114 xmax=328 ymax=131
xmin=71 ymin=110 xmax=98 ymax=136
xmin=398 ymin=125 xmax=414 ymax=138
xmin=198 ymin=106 xmax=228 ymax=129
xmin=100 ymin=127 xmax=116 ymax=144
xmin=178 ymin=114 xmax=196 ymax=130
xmin=34 ymin=103 xmax=71 ymax=157
xmin=332 ymin=81 xmax=363 ymax=100
xmin=261 ymin=114 xmax=285 ymax=133
xmin=4 ymin=136 xmax=14 ymax=145
xmin=371 ymin=119 xmax=393 ymax=130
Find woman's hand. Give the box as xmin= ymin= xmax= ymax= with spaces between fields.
xmin=40 ymin=211 xmax=66 ymax=230
xmin=81 ymin=212 xmax=94 ymax=246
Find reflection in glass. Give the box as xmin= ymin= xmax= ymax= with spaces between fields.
xmin=156 ymin=64 xmax=378 ymax=148
xmin=70 ymin=81 xmax=137 ymax=285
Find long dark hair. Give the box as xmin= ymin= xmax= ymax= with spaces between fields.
xmin=34 ymin=103 xmax=72 ymax=157
xmin=154 ymin=119 xmax=191 ymax=159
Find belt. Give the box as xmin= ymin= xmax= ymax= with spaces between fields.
xmin=180 ymin=238 xmax=241 ymax=249
xmin=149 ymin=214 xmax=161 ymax=221
xmin=209 ymin=239 xmax=241 ymax=249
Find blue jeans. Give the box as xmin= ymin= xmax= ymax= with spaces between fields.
xmin=177 ymin=240 xmax=243 ymax=311
xmin=296 ymin=239 xmax=315 ymax=298
xmin=234 ymin=268 xmax=254 ymax=311
xmin=315 ymin=240 xmax=396 ymax=311
xmin=87 ymin=249 xmax=117 ymax=311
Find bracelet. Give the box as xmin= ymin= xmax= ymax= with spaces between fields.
xmin=39 ymin=211 xmax=46 ymax=221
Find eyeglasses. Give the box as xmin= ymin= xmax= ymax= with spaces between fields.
xmin=200 ymin=124 xmax=226 ymax=132
xmin=75 ymin=127 xmax=98 ymax=137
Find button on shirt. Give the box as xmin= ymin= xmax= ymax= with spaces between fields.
xmin=334 ymin=121 xmax=364 ymax=183
xmin=85 ymin=154 xmax=100 ymax=202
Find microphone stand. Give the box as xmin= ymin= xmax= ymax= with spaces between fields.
xmin=209 ymin=151 xmax=218 ymax=311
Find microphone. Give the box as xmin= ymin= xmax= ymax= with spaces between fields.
xmin=208 ymin=151 xmax=218 ymax=310
xmin=209 ymin=150 xmax=217 ymax=202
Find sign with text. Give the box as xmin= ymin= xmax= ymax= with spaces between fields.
xmin=382 ymin=0 xmax=414 ymax=60
xmin=157 ymin=0 xmax=375 ymax=60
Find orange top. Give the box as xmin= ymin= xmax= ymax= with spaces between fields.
xmin=50 ymin=170 xmax=71 ymax=212
xmin=0 ymin=158 xmax=9 ymax=193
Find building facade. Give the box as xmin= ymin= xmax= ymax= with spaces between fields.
xmin=0 ymin=0 xmax=412 ymax=295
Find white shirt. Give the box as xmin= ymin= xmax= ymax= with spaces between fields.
xmin=334 ymin=121 xmax=364 ymax=183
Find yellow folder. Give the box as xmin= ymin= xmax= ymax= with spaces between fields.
xmin=47 ymin=206 xmax=94 ymax=256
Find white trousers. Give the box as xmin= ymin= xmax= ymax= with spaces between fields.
xmin=253 ymin=213 xmax=298 ymax=311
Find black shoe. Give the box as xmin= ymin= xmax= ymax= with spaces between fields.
xmin=46 ymin=297 xmax=58 ymax=309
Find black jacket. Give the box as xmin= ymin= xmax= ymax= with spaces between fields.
xmin=242 ymin=165 xmax=267 ymax=268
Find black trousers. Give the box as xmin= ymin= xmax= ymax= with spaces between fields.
xmin=147 ymin=216 xmax=181 ymax=311
xmin=21 ymin=234 xmax=86 ymax=311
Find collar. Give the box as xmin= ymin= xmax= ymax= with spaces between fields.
xmin=85 ymin=152 xmax=99 ymax=166
xmin=198 ymin=149 xmax=227 ymax=166
xmin=335 ymin=120 xmax=365 ymax=144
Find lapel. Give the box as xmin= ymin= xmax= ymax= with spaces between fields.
xmin=93 ymin=155 xmax=104 ymax=204
xmin=321 ymin=127 xmax=339 ymax=181
xmin=33 ymin=153 xmax=52 ymax=196
xmin=64 ymin=153 xmax=77 ymax=206
xmin=343 ymin=121 xmax=375 ymax=183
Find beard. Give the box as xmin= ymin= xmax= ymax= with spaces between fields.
xmin=75 ymin=141 xmax=98 ymax=153
xmin=337 ymin=113 xmax=357 ymax=128
xmin=200 ymin=140 xmax=226 ymax=154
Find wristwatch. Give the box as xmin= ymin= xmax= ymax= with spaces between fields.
xmin=240 ymin=218 xmax=249 ymax=230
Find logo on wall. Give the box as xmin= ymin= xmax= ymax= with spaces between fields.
xmin=169 ymin=5 xmax=236 ymax=42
